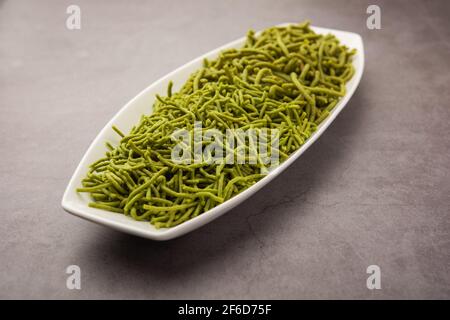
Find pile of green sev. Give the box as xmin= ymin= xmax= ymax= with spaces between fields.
xmin=77 ymin=21 xmax=356 ymax=228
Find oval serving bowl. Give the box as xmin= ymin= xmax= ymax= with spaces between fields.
xmin=62 ymin=24 xmax=364 ymax=240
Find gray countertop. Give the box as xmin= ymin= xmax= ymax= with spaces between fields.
xmin=1 ymin=0 xmax=449 ymax=299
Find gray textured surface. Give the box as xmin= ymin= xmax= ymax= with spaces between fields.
xmin=0 ymin=0 xmax=449 ymax=299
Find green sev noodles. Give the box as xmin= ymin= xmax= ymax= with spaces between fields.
xmin=77 ymin=21 xmax=356 ymax=228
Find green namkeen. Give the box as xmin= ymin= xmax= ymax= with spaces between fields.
xmin=77 ymin=21 xmax=356 ymax=229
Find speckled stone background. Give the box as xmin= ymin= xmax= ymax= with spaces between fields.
xmin=0 ymin=0 xmax=449 ymax=299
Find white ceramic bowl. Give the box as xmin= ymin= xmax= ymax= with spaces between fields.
xmin=62 ymin=24 xmax=364 ymax=240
